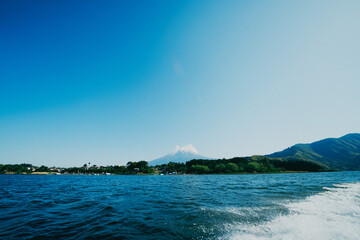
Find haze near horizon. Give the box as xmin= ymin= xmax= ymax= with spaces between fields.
xmin=1 ymin=0 xmax=359 ymax=167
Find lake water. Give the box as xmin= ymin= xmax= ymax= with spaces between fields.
xmin=1 ymin=171 xmax=359 ymax=239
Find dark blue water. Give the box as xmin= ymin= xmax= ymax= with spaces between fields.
xmin=1 ymin=171 xmax=359 ymax=239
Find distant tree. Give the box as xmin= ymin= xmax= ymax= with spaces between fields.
xmin=36 ymin=165 xmax=49 ymax=172
xmin=246 ymin=162 xmax=260 ymax=172
xmin=125 ymin=161 xmax=152 ymax=174
xmin=226 ymin=163 xmax=239 ymax=173
xmin=214 ymin=164 xmax=226 ymax=173
xmin=126 ymin=162 xmax=135 ymax=170
xmin=190 ymin=165 xmax=209 ymax=174
xmin=237 ymin=163 xmax=245 ymax=172
xmin=137 ymin=161 xmax=148 ymax=172
xmin=113 ymin=165 xmax=126 ymax=174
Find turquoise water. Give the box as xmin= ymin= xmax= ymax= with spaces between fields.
xmin=1 ymin=171 xmax=359 ymax=239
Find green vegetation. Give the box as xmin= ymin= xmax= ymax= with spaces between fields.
xmin=1 ymin=134 xmax=359 ymax=175
xmin=65 ymin=161 xmax=155 ymax=175
xmin=0 ymin=156 xmax=327 ymax=175
xmin=268 ymin=133 xmax=360 ymax=170
xmin=0 ymin=163 xmax=34 ymax=174
xmin=155 ymin=155 xmax=326 ymax=174
xmin=0 ymin=161 xmax=155 ymax=175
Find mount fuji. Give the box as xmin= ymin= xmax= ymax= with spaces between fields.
xmin=148 ymin=145 xmax=212 ymax=166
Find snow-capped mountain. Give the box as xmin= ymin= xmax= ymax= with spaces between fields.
xmin=148 ymin=144 xmax=212 ymax=166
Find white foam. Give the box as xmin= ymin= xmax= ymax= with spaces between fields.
xmin=226 ymin=182 xmax=360 ymax=240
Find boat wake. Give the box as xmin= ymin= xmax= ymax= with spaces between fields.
xmin=225 ymin=182 xmax=360 ymax=240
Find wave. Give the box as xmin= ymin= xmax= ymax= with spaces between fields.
xmin=225 ymin=182 xmax=360 ymax=240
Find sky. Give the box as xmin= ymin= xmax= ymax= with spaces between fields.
xmin=1 ymin=0 xmax=360 ymax=167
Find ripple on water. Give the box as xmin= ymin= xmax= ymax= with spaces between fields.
xmin=0 ymin=172 xmax=359 ymax=239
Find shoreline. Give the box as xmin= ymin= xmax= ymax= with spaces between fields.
xmin=0 ymin=170 xmax=337 ymax=176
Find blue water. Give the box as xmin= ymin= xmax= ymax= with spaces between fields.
xmin=1 ymin=171 xmax=359 ymax=239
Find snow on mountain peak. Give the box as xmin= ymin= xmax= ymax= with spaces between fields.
xmin=173 ymin=144 xmax=198 ymax=154
xmin=148 ymin=144 xmax=211 ymax=166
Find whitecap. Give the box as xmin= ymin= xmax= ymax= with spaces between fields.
xmin=224 ymin=182 xmax=360 ymax=240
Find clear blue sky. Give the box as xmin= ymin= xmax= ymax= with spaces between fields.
xmin=1 ymin=0 xmax=359 ymax=167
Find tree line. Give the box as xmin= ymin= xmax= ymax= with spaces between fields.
xmin=0 ymin=164 xmax=49 ymax=174
xmin=0 ymin=156 xmax=326 ymax=175
xmin=157 ymin=156 xmax=326 ymax=174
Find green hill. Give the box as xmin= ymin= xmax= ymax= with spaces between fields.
xmin=267 ymin=133 xmax=360 ymax=170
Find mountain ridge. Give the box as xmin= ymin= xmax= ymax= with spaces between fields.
xmin=148 ymin=145 xmax=212 ymax=166
xmin=267 ymin=133 xmax=360 ymax=170
xmin=148 ymin=134 xmax=360 ymax=170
